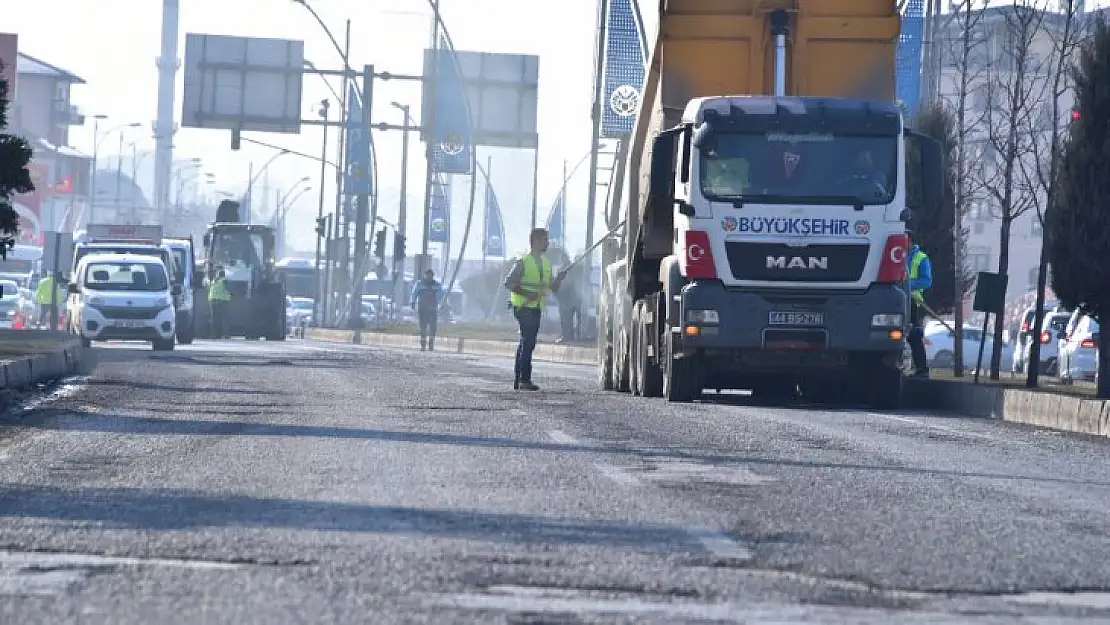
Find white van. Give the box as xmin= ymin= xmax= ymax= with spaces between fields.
xmin=66 ymin=253 xmax=178 ymax=350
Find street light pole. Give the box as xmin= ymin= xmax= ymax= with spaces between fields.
xmin=391 ymin=102 xmax=411 ymax=279
xmin=314 ymin=99 xmax=330 ymax=326
xmin=89 ymin=114 xmax=107 ymax=224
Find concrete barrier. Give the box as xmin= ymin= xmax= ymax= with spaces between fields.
xmin=1 ymin=334 xmax=85 ymax=394
xmin=307 ymin=328 xmax=1110 ymax=438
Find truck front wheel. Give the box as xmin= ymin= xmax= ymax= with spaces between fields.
xmin=868 ymin=365 xmax=903 ymax=410
xmin=663 ymin=323 xmax=701 ymax=402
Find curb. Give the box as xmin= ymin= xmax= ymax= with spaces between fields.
xmin=306 ymin=328 xmax=1108 ymax=438
xmin=306 ymin=328 xmax=596 ymax=366
xmin=0 ymin=333 xmax=85 ymax=410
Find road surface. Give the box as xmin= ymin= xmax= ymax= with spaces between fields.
xmin=1 ymin=339 xmax=1109 ymax=623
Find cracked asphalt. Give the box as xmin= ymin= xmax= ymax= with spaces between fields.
xmin=1 ymin=338 xmax=1110 ymax=623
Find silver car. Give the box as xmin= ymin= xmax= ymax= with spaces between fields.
xmin=1057 ymin=312 xmax=1099 ymax=384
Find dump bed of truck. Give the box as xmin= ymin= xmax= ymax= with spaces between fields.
xmin=627 ymin=0 xmax=900 ymax=261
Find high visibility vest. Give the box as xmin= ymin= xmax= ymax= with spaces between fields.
xmin=908 ymin=249 xmax=928 ymax=304
xmin=35 ymin=276 xmax=59 ymax=305
xmin=208 ymin=277 xmax=231 ymax=302
xmin=509 ymin=254 xmax=552 ymax=310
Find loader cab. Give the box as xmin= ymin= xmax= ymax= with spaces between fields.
xmin=203 ymin=224 xmax=276 ymax=287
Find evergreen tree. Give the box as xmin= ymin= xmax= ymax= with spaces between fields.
xmin=906 ymin=102 xmax=970 ymax=315
xmin=1047 ymin=18 xmax=1110 ymax=398
xmin=0 ymin=60 xmax=32 ymax=258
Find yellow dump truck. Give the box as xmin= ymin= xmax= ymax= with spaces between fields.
xmin=597 ymin=0 xmax=944 ymax=406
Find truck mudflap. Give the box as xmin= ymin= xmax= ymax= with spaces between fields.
xmin=675 ymin=280 xmax=908 ymax=356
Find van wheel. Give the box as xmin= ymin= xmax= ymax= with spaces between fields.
xmin=152 ymin=338 xmax=175 ymax=351
xmin=80 ymin=336 xmax=91 ymax=348
xmin=177 ymin=315 xmax=195 ymax=345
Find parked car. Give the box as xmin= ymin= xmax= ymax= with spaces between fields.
xmin=923 ymin=323 xmax=1014 ymax=371
xmin=1057 ymin=310 xmax=1099 ymax=384
xmin=0 ymin=279 xmax=20 ymax=328
xmin=285 ymin=296 xmax=315 ymax=332
xmin=1012 ymin=310 xmax=1071 ymax=374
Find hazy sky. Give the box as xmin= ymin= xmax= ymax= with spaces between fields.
xmin=7 ymin=0 xmax=603 ymax=257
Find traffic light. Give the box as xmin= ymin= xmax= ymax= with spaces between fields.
xmin=394 ymin=232 xmax=406 ymax=259
xmin=373 ymin=228 xmax=387 ymax=259
xmin=1071 ymin=106 xmax=1081 ymax=121
xmin=315 ymin=216 xmax=329 ymax=238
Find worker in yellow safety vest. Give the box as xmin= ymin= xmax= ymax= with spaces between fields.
xmin=207 ymin=267 xmax=232 ymax=339
xmin=906 ymin=230 xmax=933 ymax=377
xmin=35 ymin=273 xmax=65 ymax=328
xmin=504 ymin=228 xmax=568 ymax=390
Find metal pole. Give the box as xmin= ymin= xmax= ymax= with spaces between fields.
xmin=49 ymin=232 xmax=61 ymax=331
xmin=90 ymin=118 xmax=100 ymax=225
xmin=348 ymin=65 xmax=374 ymax=332
xmin=130 ymin=143 xmax=139 ymax=224
xmin=482 ymin=155 xmax=491 ymax=272
xmin=771 ymin=10 xmax=788 ymax=97
xmin=115 ymin=133 xmax=124 ymax=219
xmin=397 ymin=105 xmax=410 ymax=279
xmin=329 ymin=19 xmax=352 ymax=326
xmin=531 ymin=143 xmax=540 ymax=229
xmin=421 ymin=1 xmax=441 ymax=264
xmin=585 ymin=0 xmax=609 ymax=253
xmin=314 ymin=102 xmax=330 ymax=326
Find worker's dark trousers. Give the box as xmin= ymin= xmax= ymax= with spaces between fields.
xmin=38 ymin=304 xmax=57 ymax=327
xmin=514 ymin=306 xmax=542 ymax=383
xmin=908 ymin=302 xmax=928 ymax=373
xmin=211 ymin=301 xmax=230 ymax=338
xmin=418 ymin=309 xmax=437 ymax=350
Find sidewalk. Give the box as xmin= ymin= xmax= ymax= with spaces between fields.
xmin=0 ymin=329 xmax=85 ymax=396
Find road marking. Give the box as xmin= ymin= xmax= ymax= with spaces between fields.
xmin=547 ymin=430 xmax=639 ymax=486
xmin=416 ymin=590 xmax=1016 ymax=623
xmin=868 ymin=414 xmax=1006 ymax=442
xmin=0 ymin=550 xmax=244 ymax=596
xmin=684 ymin=527 xmax=754 ymax=560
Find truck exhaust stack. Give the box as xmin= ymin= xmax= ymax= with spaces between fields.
xmin=770 ymin=9 xmax=789 ymax=97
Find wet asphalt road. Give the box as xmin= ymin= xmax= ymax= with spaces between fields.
xmin=1 ymin=338 xmax=1110 ymax=623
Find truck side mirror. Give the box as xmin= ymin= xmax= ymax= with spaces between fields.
xmin=648 ymin=132 xmax=678 ymax=207
xmin=908 ymin=130 xmax=945 ymax=211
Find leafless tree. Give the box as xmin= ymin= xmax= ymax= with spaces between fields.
xmin=1017 ymin=0 xmax=1088 ymax=388
xmin=938 ymin=0 xmax=992 ymax=377
xmin=980 ymin=0 xmax=1050 ymax=379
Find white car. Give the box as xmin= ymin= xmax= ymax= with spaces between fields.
xmin=66 ymin=253 xmax=178 ymax=351
xmin=1012 ymin=311 xmax=1071 ymax=375
xmin=0 ymin=279 xmax=21 ymax=328
xmin=923 ymin=323 xmax=1014 ymax=371
xmin=1057 ymin=311 xmax=1099 ymax=384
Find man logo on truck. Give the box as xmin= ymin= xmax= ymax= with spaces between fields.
xmin=766 ymin=256 xmax=829 ymax=270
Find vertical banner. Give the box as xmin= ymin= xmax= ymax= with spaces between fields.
xmin=896 ymin=0 xmax=925 ymax=118
xmin=600 ymin=0 xmax=647 ymax=138
xmin=344 ymin=84 xmax=373 ymax=196
xmin=429 ymin=35 xmax=473 ymax=175
xmin=484 ymin=179 xmax=505 ymax=258
xmin=545 ymin=190 xmax=565 ymax=248
xmin=428 ymin=174 xmax=450 ymax=243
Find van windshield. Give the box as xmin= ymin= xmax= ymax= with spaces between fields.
xmin=700 ymin=132 xmax=898 ymax=205
xmin=84 ymin=262 xmax=169 ymax=292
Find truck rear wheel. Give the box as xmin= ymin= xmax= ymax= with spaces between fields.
xmin=598 ymin=330 xmax=615 ymax=391
xmin=663 ymin=323 xmax=701 ymax=402
xmin=634 ymin=303 xmax=663 ymax=397
xmin=868 ymin=365 xmax=903 ymax=410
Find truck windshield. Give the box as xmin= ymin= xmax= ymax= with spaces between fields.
xmin=700 ymin=132 xmax=898 ymax=206
xmin=84 ymin=262 xmax=169 ymax=292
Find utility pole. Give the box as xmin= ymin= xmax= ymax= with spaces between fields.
xmin=420 ymin=0 xmax=441 ymax=271
xmin=396 ymin=103 xmax=410 ymax=279
xmin=314 ymin=99 xmax=330 ymax=326
xmin=347 ymin=65 xmax=375 ymax=332
xmin=585 ymin=0 xmax=609 ymax=254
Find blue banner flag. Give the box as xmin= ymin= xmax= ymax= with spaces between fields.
xmin=545 ymin=190 xmax=565 ymax=248
xmin=344 ymin=84 xmax=373 ymax=196
xmin=429 ymin=36 xmax=473 ymax=175
xmin=484 ymin=180 xmax=505 ymax=258
xmin=428 ymin=174 xmax=450 ymax=243
xmin=896 ymin=0 xmax=925 ymax=118
xmin=600 ymin=0 xmax=647 ymax=138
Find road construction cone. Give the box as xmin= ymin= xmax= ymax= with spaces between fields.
xmin=12 ymin=310 xmax=23 ymax=329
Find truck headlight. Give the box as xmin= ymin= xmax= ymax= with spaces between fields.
xmin=871 ymin=314 xmax=903 ymax=327
xmin=687 ymin=309 xmax=719 ymax=324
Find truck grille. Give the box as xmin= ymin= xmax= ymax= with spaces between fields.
xmin=94 ymin=306 xmax=162 ymax=320
xmin=725 ymin=242 xmax=869 ymax=282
